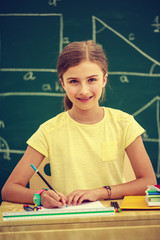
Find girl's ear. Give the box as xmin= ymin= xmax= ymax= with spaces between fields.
xmin=102 ymin=74 xmax=107 ymax=87
xmin=60 ymin=78 xmax=65 ymax=88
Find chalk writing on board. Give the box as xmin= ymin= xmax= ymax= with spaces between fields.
xmin=0 ymin=92 xmax=65 ymax=97
xmin=133 ymin=96 xmax=160 ymax=178
xmin=55 ymin=81 xmax=64 ymax=92
xmin=0 ymin=120 xmax=25 ymax=160
xmin=63 ymin=37 xmax=70 ymax=45
xmin=0 ymin=13 xmax=64 ymax=95
xmin=42 ymin=84 xmax=52 ymax=92
xmin=0 ymin=137 xmax=11 ymax=160
xmin=48 ymin=0 xmax=62 ymax=7
xmin=41 ymin=83 xmax=64 ymax=92
xmin=128 ymin=33 xmax=135 ymax=41
xmin=0 ymin=121 xmax=5 ymax=128
xmin=120 ymin=76 xmax=129 ymax=83
xmin=23 ymin=72 xmax=36 ymax=81
xmin=151 ymin=16 xmax=160 ymax=33
xmin=0 ymin=136 xmax=25 ymax=160
xmin=0 ymin=13 xmax=64 ymax=65
xmin=150 ymin=63 xmax=158 ymax=74
xmin=92 ymin=16 xmax=160 ymax=78
xmin=1 ymin=68 xmax=57 ymax=73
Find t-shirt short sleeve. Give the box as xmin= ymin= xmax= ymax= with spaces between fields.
xmin=125 ymin=116 xmax=145 ymax=148
xmin=26 ymin=125 xmax=49 ymax=158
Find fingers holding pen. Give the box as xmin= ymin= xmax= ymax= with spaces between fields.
xmin=41 ymin=190 xmax=67 ymax=208
xmin=30 ymin=164 xmax=67 ymax=208
xmin=57 ymin=192 xmax=67 ymax=205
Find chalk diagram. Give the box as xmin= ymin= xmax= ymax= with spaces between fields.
xmin=0 ymin=14 xmax=160 ymax=178
xmin=92 ymin=16 xmax=160 ymax=177
xmin=0 ymin=13 xmax=65 ymax=161
xmin=92 ymin=16 xmax=160 ymax=77
xmin=133 ymin=96 xmax=160 ymax=178
xmin=0 ymin=13 xmax=64 ymax=94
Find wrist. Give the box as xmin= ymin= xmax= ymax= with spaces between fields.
xmin=33 ymin=188 xmax=48 ymax=206
xmin=94 ymin=188 xmax=109 ymax=201
xmin=103 ymin=186 xmax=111 ymax=200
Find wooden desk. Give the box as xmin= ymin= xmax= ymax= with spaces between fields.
xmin=0 ymin=200 xmax=160 ymax=240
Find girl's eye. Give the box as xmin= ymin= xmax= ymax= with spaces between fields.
xmin=89 ymin=78 xmax=96 ymax=82
xmin=70 ymin=79 xmax=78 ymax=84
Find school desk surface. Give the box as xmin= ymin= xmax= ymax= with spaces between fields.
xmin=0 ymin=199 xmax=160 ymax=240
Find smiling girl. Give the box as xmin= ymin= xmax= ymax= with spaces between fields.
xmin=1 ymin=40 xmax=156 ymax=208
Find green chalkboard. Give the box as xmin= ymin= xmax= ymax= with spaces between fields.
xmin=0 ymin=0 xmax=160 ymax=203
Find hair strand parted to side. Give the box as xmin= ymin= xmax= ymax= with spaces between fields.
xmin=57 ymin=40 xmax=108 ymax=110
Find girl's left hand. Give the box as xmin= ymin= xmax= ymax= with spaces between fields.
xmin=66 ymin=189 xmax=100 ymax=206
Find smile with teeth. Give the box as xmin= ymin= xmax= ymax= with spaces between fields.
xmin=77 ymin=96 xmax=93 ymax=102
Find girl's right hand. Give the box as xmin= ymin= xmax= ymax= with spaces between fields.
xmin=41 ymin=190 xmax=67 ymax=208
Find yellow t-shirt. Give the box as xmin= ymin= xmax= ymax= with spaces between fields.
xmin=27 ymin=107 xmax=145 ymax=195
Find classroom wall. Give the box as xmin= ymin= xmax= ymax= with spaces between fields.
xmin=0 ymin=0 xmax=160 ymax=203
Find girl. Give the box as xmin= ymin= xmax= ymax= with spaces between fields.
xmin=1 ymin=40 xmax=157 ymax=208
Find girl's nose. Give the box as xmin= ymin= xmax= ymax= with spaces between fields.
xmin=79 ymin=83 xmax=89 ymax=95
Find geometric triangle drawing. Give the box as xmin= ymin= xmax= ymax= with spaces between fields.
xmin=133 ymin=96 xmax=160 ymax=178
xmin=92 ymin=16 xmax=160 ymax=75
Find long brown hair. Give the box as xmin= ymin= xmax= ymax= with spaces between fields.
xmin=57 ymin=40 xmax=108 ymax=110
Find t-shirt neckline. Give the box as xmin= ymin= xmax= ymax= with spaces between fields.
xmin=67 ymin=107 xmax=106 ymax=127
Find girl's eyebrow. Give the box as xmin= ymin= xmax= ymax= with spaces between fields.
xmin=66 ymin=77 xmax=78 ymax=81
xmin=66 ymin=75 xmax=98 ymax=81
xmin=87 ymin=75 xmax=98 ymax=79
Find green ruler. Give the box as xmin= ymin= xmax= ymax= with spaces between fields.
xmin=3 ymin=207 xmax=115 ymax=221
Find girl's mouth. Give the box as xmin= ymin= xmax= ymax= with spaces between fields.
xmin=77 ymin=96 xmax=93 ymax=103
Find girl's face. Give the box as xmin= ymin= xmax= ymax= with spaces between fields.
xmin=60 ymin=60 xmax=107 ymax=112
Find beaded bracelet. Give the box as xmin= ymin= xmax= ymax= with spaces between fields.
xmin=103 ymin=186 xmax=111 ymax=200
